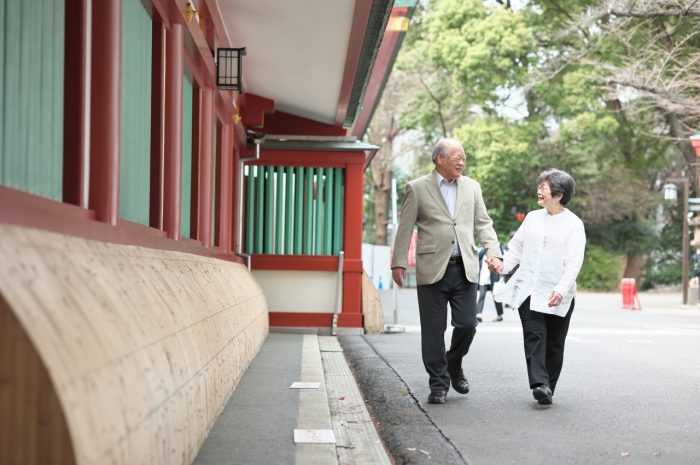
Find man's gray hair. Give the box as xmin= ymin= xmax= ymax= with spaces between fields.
xmin=432 ymin=138 xmax=458 ymax=163
xmin=538 ymin=169 xmax=576 ymax=205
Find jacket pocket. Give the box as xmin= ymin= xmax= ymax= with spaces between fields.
xmin=417 ymin=244 xmax=437 ymax=254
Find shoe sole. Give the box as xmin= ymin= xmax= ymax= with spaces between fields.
xmin=427 ymin=398 xmax=446 ymax=404
xmin=533 ymin=389 xmax=552 ymax=405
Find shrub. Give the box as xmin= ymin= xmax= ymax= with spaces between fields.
xmin=577 ymin=244 xmax=624 ymax=291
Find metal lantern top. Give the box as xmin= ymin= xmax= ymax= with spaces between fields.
xmin=663 ymin=183 xmax=678 ymax=201
xmin=216 ymin=47 xmax=246 ymax=91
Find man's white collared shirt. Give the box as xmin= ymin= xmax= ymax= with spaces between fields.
xmin=434 ymin=171 xmax=461 ymax=257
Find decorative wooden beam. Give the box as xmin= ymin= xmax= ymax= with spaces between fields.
xmin=239 ymin=93 xmax=275 ymax=128
xmin=261 ymin=111 xmax=347 ymax=137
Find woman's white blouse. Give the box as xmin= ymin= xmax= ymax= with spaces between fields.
xmin=493 ymin=208 xmax=586 ymax=317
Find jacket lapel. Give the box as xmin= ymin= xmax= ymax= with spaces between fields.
xmin=454 ymin=176 xmax=468 ymax=219
xmin=425 ymin=172 xmax=452 ymax=218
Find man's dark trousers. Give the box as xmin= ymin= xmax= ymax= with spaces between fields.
xmin=416 ymin=258 xmax=478 ymax=393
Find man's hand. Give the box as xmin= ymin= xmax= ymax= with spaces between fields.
xmin=548 ymin=291 xmax=563 ymax=307
xmin=392 ymin=267 xmax=406 ymax=288
xmin=485 ymin=257 xmax=503 ymax=273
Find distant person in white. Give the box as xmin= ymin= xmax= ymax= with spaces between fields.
xmin=493 ymin=169 xmax=586 ymax=405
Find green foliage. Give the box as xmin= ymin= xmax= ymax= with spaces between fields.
xmin=376 ymin=0 xmax=699 ymax=288
xmin=396 ymin=0 xmax=536 ymax=138
xmin=455 ymin=117 xmax=541 ymax=239
xmin=577 ymin=244 xmax=624 ymax=291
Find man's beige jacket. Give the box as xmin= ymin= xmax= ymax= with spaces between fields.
xmin=391 ymin=171 xmax=502 ymax=285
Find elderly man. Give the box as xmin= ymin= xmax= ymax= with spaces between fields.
xmin=391 ymin=138 xmax=502 ymax=404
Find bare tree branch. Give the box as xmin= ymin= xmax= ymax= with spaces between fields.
xmin=418 ymin=73 xmax=449 ymax=137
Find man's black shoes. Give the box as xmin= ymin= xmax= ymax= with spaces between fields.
xmin=427 ymin=390 xmax=447 ymax=404
xmin=533 ymin=385 xmax=553 ymax=405
xmin=450 ymin=372 xmax=470 ymax=394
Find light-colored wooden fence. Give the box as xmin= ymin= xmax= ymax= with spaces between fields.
xmin=0 ymin=225 xmax=269 ymax=465
xmin=361 ymin=271 xmax=384 ymax=334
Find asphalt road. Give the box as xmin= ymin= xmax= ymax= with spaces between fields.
xmin=347 ymin=289 xmax=700 ymax=465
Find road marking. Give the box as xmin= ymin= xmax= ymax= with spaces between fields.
xmin=568 ymin=336 xmax=600 ymax=343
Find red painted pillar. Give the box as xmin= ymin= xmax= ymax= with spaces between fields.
xmin=163 ymin=23 xmax=184 ymax=240
xmin=230 ymin=138 xmax=240 ymax=255
xmin=340 ymin=158 xmax=364 ymax=328
xmin=150 ymin=20 xmax=166 ymax=230
xmin=190 ymin=88 xmax=201 ymax=238
xmin=63 ymin=0 xmax=88 ymax=208
xmin=214 ymin=121 xmax=226 ymax=249
xmin=197 ymin=88 xmax=215 ymax=247
xmin=89 ymin=0 xmax=121 ymax=224
xmin=217 ymin=124 xmax=232 ymax=252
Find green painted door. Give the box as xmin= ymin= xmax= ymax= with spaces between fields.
xmin=0 ymin=0 xmax=65 ymax=200
xmin=119 ymin=0 xmax=152 ymax=225
xmin=181 ymin=73 xmax=193 ymax=238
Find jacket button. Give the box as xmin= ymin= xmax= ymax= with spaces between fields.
xmin=451 ymin=240 xmax=455 ymax=244
xmin=453 ymin=222 xmax=457 ymax=225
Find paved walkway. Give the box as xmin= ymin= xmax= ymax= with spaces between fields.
xmin=194 ymin=290 xmax=700 ymax=464
xmin=352 ymin=289 xmax=700 ymax=465
xmin=193 ymin=332 xmax=392 ymax=465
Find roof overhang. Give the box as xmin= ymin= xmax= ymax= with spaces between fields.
xmin=215 ymin=0 xmax=393 ymax=128
xmin=258 ymin=136 xmax=379 ymax=152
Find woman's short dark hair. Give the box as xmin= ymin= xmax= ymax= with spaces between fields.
xmin=538 ymin=169 xmax=575 ymax=205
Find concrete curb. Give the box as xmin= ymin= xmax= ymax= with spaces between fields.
xmin=339 ymin=335 xmax=468 ymax=465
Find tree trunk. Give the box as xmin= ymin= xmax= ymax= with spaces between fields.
xmin=371 ymin=142 xmax=394 ymax=246
xmin=623 ymin=251 xmax=646 ymax=282
xmin=373 ymin=187 xmax=389 ymax=245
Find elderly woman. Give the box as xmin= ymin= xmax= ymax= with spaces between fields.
xmin=494 ymin=169 xmax=586 ymax=405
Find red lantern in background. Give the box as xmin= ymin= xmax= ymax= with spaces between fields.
xmin=690 ymin=135 xmax=700 ymax=157
xmin=515 ymin=212 xmax=526 ymax=221
xmin=690 ymin=135 xmax=700 ymax=189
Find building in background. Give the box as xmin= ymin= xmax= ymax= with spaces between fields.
xmin=0 ymin=0 xmax=417 ymax=464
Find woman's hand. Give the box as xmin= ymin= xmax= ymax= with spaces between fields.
xmin=485 ymin=257 xmax=503 ymax=273
xmin=548 ymin=291 xmax=563 ymax=307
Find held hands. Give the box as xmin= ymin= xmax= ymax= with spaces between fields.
xmin=392 ymin=267 xmax=406 ymax=288
xmin=548 ymin=291 xmax=563 ymax=307
xmin=485 ymin=257 xmax=503 ymax=273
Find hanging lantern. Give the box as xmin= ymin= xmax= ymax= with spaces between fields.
xmin=216 ymin=47 xmax=246 ymax=91
xmin=663 ymin=183 xmax=678 ymax=202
